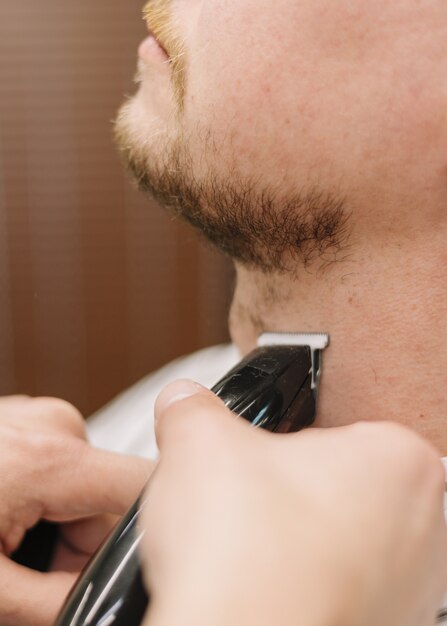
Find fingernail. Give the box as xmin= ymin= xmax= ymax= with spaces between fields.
xmin=155 ymin=379 xmax=204 ymax=417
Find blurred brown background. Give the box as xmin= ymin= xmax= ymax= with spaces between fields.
xmin=0 ymin=0 xmax=232 ymax=417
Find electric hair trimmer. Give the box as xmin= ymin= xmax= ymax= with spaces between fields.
xmin=54 ymin=332 xmax=330 ymax=626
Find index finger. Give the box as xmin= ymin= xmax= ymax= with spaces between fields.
xmin=39 ymin=442 xmax=154 ymax=522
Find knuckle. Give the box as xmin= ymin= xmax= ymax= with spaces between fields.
xmin=429 ymin=456 xmax=446 ymax=496
xmin=360 ymin=422 xmax=445 ymax=494
xmin=348 ymin=420 xmax=430 ymax=467
xmin=350 ymin=420 xmax=416 ymax=453
xmin=31 ymin=397 xmax=85 ymax=436
xmin=33 ymin=396 xmax=80 ymax=419
xmin=411 ymin=441 xmax=445 ymax=495
xmin=19 ymin=427 xmax=59 ymax=461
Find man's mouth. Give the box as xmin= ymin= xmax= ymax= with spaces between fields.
xmin=140 ymin=30 xmax=170 ymax=63
xmin=142 ymin=1 xmax=174 ymax=61
xmin=145 ymin=26 xmax=170 ymax=60
xmin=141 ymin=0 xmax=187 ymax=106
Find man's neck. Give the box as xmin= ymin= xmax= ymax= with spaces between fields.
xmin=230 ymin=230 xmax=447 ymax=454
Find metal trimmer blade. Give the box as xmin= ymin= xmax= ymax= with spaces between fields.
xmin=258 ymin=332 xmax=330 ymax=393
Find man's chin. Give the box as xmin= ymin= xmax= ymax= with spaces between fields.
xmin=114 ymin=99 xmax=169 ymax=186
xmin=114 ymin=98 xmax=351 ymax=278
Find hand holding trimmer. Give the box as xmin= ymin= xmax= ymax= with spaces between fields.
xmin=54 ymin=332 xmax=330 ymax=626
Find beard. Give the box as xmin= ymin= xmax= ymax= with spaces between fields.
xmin=114 ymin=99 xmax=350 ymax=274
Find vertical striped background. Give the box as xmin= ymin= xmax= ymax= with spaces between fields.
xmin=0 ymin=0 xmax=232 ymax=417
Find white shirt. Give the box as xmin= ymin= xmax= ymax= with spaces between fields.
xmin=86 ymin=343 xmax=447 ymax=624
xmin=87 ymin=343 xmax=240 ymax=458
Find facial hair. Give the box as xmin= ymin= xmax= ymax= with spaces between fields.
xmin=115 ymin=100 xmax=350 ymax=274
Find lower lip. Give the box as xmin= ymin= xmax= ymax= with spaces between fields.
xmin=138 ymin=35 xmax=170 ymax=64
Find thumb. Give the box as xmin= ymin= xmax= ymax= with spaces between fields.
xmin=0 ymin=554 xmax=77 ymax=626
xmin=154 ymin=379 xmax=238 ymax=453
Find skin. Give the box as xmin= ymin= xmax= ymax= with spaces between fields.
xmin=0 ymin=396 xmax=152 ymax=626
xmin=116 ymin=0 xmax=447 ymax=451
xmin=140 ymin=380 xmax=447 ymax=626
xmin=2 ymin=2 xmax=447 ymax=623
xmin=0 ymin=391 xmax=445 ymax=626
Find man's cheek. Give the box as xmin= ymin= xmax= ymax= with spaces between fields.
xmin=185 ymin=49 xmax=271 ymax=159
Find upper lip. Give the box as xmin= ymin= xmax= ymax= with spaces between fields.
xmin=144 ymin=16 xmax=171 ymax=58
xmin=147 ymin=27 xmax=170 ymax=57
